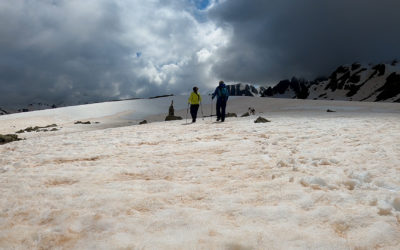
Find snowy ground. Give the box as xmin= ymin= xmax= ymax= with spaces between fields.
xmin=1 ymin=97 xmax=400 ymax=249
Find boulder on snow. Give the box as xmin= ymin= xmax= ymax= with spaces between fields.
xmin=139 ymin=120 xmax=147 ymax=125
xmin=226 ymin=113 xmax=237 ymax=118
xmin=0 ymin=134 xmax=21 ymax=145
xmin=16 ymin=126 xmax=36 ymax=133
xmin=248 ymin=107 xmax=256 ymax=115
xmin=165 ymin=115 xmax=182 ymax=121
xmin=327 ymin=109 xmax=336 ymax=112
xmin=254 ymin=116 xmax=270 ymax=123
xmin=241 ymin=107 xmax=256 ymax=117
xmin=16 ymin=124 xmax=58 ymax=133
xmin=75 ymin=121 xmax=91 ymax=124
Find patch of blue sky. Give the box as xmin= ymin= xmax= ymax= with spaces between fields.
xmin=189 ymin=0 xmax=212 ymax=22
xmin=195 ymin=0 xmax=210 ymax=10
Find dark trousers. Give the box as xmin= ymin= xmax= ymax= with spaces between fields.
xmin=190 ymin=104 xmax=199 ymax=122
xmin=216 ymin=99 xmax=227 ymax=121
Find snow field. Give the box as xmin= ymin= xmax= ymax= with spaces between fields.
xmin=1 ymin=111 xmax=400 ymax=249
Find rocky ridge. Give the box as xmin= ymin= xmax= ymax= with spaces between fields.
xmin=227 ymin=61 xmax=400 ymax=103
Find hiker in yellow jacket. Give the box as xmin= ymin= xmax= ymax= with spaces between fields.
xmin=188 ymin=86 xmax=202 ymax=123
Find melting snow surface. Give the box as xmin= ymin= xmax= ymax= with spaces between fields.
xmin=1 ymin=97 xmax=400 ymax=249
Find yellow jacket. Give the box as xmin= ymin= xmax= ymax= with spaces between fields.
xmin=188 ymin=92 xmax=202 ymax=105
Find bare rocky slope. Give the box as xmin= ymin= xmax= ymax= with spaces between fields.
xmin=227 ymin=61 xmax=400 ymax=103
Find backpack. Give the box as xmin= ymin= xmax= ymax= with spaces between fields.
xmin=218 ymin=87 xmax=229 ymax=99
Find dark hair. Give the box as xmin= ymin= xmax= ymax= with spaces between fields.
xmin=193 ymin=86 xmax=198 ymax=92
xmin=219 ymin=80 xmax=224 ymax=85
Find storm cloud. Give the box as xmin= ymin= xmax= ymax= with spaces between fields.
xmin=0 ymin=0 xmax=399 ymax=106
xmin=209 ymin=0 xmax=400 ymax=84
xmin=0 ymin=0 xmax=227 ymax=106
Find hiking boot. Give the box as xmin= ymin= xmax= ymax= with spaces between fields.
xmin=216 ymin=117 xmax=220 ymax=121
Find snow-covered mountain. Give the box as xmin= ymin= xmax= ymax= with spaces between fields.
xmin=227 ymin=61 xmax=400 ymax=103
xmin=306 ymin=62 xmax=400 ymax=102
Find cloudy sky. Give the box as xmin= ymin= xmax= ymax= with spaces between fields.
xmin=1 ymin=0 xmax=399 ymax=106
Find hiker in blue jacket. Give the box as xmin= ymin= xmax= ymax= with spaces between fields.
xmin=212 ymin=81 xmax=229 ymax=122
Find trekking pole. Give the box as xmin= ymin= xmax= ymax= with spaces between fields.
xmin=210 ymin=96 xmax=213 ymax=121
xmin=200 ymin=103 xmax=204 ymax=121
xmin=186 ymin=103 xmax=189 ymax=124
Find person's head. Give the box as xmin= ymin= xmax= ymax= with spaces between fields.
xmin=193 ymin=86 xmax=198 ymax=93
xmin=219 ymin=80 xmax=224 ymax=86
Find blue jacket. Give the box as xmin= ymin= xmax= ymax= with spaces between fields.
xmin=212 ymin=84 xmax=229 ymax=101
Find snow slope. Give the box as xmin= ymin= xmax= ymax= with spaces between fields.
xmin=1 ymin=97 xmax=400 ymax=249
xmin=0 ymin=96 xmax=213 ymax=134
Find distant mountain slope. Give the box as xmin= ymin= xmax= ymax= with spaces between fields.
xmin=0 ymin=95 xmax=172 ymax=116
xmin=227 ymin=61 xmax=400 ymax=103
xmin=306 ymin=62 xmax=400 ymax=102
xmin=0 ymin=107 xmax=9 ymax=115
xmin=226 ymin=83 xmax=259 ymax=96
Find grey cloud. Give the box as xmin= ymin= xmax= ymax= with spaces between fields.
xmin=0 ymin=0 xmax=221 ymax=107
xmin=4 ymin=0 xmax=398 ymax=108
xmin=0 ymin=1 xmax=133 ymax=106
xmin=209 ymin=0 xmax=400 ymax=84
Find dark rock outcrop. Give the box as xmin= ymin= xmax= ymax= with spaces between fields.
xmin=139 ymin=120 xmax=147 ymax=125
xmin=351 ymin=63 xmax=361 ymax=71
xmin=0 ymin=134 xmax=21 ymax=145
xmin=375 ymin=73 xmax=400 ymax=101
xmin=260 ymin=77 xmax=309 ymax=99
xmin=74 ymin=121 xmax=91 ymax=125
xmin=0 ymin=108 xmax=9 ymax=115
xmin=254 ymin=117 xmax=271 ymax=123
xmin=16 ymin=124 xmax=58 ymax=133
xmin=372 ymin=64 xmax=386 ymax=76
xmin=325 ymin=66 xmax=352 ymax=91
xmin=165 ymin=116 xmax=182 ymax=121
